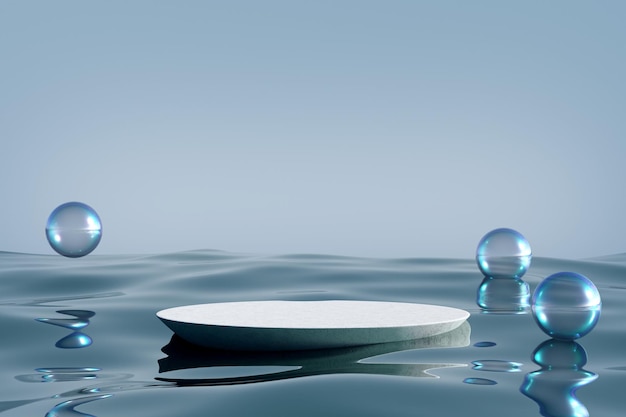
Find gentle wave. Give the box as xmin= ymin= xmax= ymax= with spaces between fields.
xmin=0 ymin=250 xmax=624 ymax=416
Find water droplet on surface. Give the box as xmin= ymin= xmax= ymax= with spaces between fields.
xmin=473 ymin=341 xmax=497 ymax=348
xmin=476 ymin=228 xmax=531 ymax=278
xmin=45 ymin=202 xmax=102 ymax=258
xmin=531 ymin=272 xmax=601 ymax=340
xmin=463 ymin=377 xmax=497 ymax=385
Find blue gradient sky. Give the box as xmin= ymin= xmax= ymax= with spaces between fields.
xmin=2 ymin=1 xmax=625 ymax=259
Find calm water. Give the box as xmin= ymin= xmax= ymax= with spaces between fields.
xmin=0 ymin=250 xmax=624 ymax=416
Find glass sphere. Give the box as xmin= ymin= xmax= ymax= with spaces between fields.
xmin=476 ymin=228 xmax=531 ymax=278
xmin=531 ymin=272 xmax=601 ymax=340
xmin=45 ymin=202 xmax=102 ymax=258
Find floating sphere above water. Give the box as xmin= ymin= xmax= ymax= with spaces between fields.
xmin=45 ymin=202 xmax=102 ymax=258
xmin=531 ymin=272 xmax=601 ymax=340
xmin=476 ymin=228 xmax=531 ymax=278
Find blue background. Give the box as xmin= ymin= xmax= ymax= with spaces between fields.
xmin=2 ymin=1 xmax=625 ymax=258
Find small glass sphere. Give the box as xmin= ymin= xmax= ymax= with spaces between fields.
xmin=476 ymin=228 xmax=531 ymax=278
xmin=531 ymin=272 xmax=601 ymax=340
xmin=45 ymin=202 xmax=102 ymax=258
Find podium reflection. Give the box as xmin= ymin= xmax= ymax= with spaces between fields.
xmin=520 ymin=339 xmax=598 ymax=417
xmin=157 ymin=321 xmax=471 ymax=386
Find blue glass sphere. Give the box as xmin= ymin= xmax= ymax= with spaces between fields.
xmin=531 ymin=272 xmax=601 ymax=340
xmin=476 ymin=228 xmax=531 ymax=278
xmin=45 ymin=202 xmax=102 ymax=258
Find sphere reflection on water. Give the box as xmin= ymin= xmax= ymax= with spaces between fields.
xmin=476 ymin=276 xmax=530 ymax=311
xmin=521 ymin=339 xmax=597 ymax=417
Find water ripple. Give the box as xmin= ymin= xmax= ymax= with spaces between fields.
xmin=471 ymin=360 xmax=523 ymax=372
xmin=45 ymin=395 xmax=111 ymax=417
xmin=463 ymin=377 xmax=497 ymax=386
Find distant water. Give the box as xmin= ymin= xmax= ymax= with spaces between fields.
xmin=0 ymin=250 xmax=624 ymax=416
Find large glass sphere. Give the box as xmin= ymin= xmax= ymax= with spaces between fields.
xmin=476 ymin=228 xmax=531 ymax=278
xmin=45 ymin=202 xmax=102 ymax=258
xmin=531 ymin=272 xmax=601 ymax=340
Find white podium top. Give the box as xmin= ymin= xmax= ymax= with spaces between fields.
xmin=157 ymin=300 xmax=470 ymax=351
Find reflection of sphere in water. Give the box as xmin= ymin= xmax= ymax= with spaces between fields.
xmin=532 ymin=339 xmax=587 ymax=369
xmin=521 ymin=339 xmax=597 ymax=417
xmin=476 ymin=276 xmax=530 ymax=311
xmin=532 ymin=272 xmax=601 ymax=340
xmin=46 ymin=202 xmax=102 ymax=258
xmin=476 ymin=228 xmax=531 ymax=278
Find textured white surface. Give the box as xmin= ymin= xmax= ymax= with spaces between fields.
xmin=157 ymin=300 xmax=470 ymax=351
xmin=158 ymin=300 xmax=467 ymax=329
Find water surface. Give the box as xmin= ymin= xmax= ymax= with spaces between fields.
xmin=0 ymin=250 xmax=624 ymax=416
